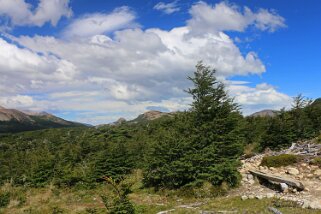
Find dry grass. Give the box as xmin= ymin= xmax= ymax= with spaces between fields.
xmin=1 ymin=172 xmax=321 ymax=214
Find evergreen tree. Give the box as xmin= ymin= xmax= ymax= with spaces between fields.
xmin=187 ymin=62 xmax=243 ymax=187
xmin=144 ymin=62 xmax=244 ymax=189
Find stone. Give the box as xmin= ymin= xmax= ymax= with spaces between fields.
xmin=301 ymin=163 xmax=307 ymax=167
xmin=314 ymin=169 xmax=321 ymax=176
xmin=280 ymin=183 xmax=289 ymax=193
xmin=266 ymin=193 xmax=275 ymax=198
xmin=287 ymin=167 xmax=299 ymax=175
xmin=306 ymin=174 xmax=314 ymax=178
xmin=302 ymin=200 xmax=310 ymax=209
xmin=241 ymin=195 xmax=248 ymax=200
xmin=247 ymin=174 xmax=254 ymax=180
xmin=269 ymin=167 xmax=276 ymax=171
xmin=248 ymin=195 xmax=255 ymax=199
xmin=256 ymin=195 xmax=263 ymax=200
xmin=309 ymin=201 xmax=321 ymax=209
xmin=248 ymin=179 xmax=255 ymax=185
xmin=311 ymin=165 xmax=319 ymax=170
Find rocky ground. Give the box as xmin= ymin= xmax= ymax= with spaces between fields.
xmin=235 ymin=142 xmax=321 ymax=210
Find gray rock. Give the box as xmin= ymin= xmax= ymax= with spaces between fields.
xmin=241 ymin=195 xmax=248 ymax=200
xmin=256 ymin=195 xmax=264 ymax=200
xmin=248 ymin=179 xmax=255 ymax=185
xmin=309 ymin=201 xmax=321 ymax=209
xmin=280 ymin=183 xmax=289 ymax=193
xmin=287 ymin=167 xmax=299 ymax=175
xmin=266 ymin=193 xmax=275 ymax=198
xmin=248 ymin=195 xmax=255 ymax=199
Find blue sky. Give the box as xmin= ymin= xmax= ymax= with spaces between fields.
xmin=0 ymin=0 xmax=319 ymax=124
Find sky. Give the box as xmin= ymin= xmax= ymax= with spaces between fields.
xmin=0 ymin=0 xmax=320 ymax=125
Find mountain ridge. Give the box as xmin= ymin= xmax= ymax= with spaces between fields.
xmin=0 ymin=106 xmax=86 ymax=133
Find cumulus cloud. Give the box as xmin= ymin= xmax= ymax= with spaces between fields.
xmin=0 ymin=1 xmax=289 ymax=124
xmin=0 ymin=0 xmax=72 ymax=27
xmin=230 ymin=82 xmax=292 ymax=115
xmin=62 ymin=7 xmax=137 ymax=39
xmin=154 ymin=1 xmax=180 ymax=14
xmin=0 ymin=95 xmax=35 ymax=109
xmin=187 ymin=1 xmax=286 ymax=35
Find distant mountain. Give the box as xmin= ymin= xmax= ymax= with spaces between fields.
xmin=102 ymin=110 xmax=174 ymax=127
xmin=311 ymin=98 xmax=321 ymax=107
xmin=0 ymin=106 xmax=85 ymax=133
xmin=129 ymin=110 xmax=173 ymax=123
xmin=250 ymin=109 xmax=278 ymax=118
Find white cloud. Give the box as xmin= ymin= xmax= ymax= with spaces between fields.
xmin=0 ymin=0 xmax=72 ymax=27
xmin=154 ymin=1 xmax=180 ymax=14
xmin=0 ymin=37 xmax=78 ymax=96
xmin=62 ymin=7 xmax=137 ymax=39
xmin=187 ymin=1 xmax=286 ymax=35
xmin=0 ymin=95 xmax=34 ymax=109
xmin=0 ymin=1 xmax=289 ymax=124
xmin=254 ymin=9 xmax=286 ymax=32
xmin=230 ymin=82 xmax=292 ymax=115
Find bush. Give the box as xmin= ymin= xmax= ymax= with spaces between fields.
xmin=261 ymin=154 xmax=301 ymax=167
xmin=101 ymin=177 xmax=135 ymax=214
xmin=311 ymin=157 xmax=321 ymax=167
xmin=0 ymin=192 xmax=10 ymax=208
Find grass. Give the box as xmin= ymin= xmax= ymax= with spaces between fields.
xmin=1 ymin=186 xmax=321 ymax=214
xmin=0 ymin=171 xmax=320 ymax=214
xmin=261 ymin=154 xmax=302 ymax=167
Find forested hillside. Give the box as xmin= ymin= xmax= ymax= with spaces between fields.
xmin=0 ymin=63 xmax=320 ymax=213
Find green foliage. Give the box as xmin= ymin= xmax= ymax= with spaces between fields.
xmin=0 ymin=191 xmax=10 ymax=208
xmin=101 ymin=177 xmax=135 ymax=214
xmin=93 ymin=143 xmax=133 ymax=183
xmin=144 ymin=62 xmax=243 ymax=189
xmin=258 ymin=95 xmax=321 ymax=151
xmin=261 ymin=154 xmax=301 ymax=167
xmin=311 ymin=157 xmax=321 ymax=167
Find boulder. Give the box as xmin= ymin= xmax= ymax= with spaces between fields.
xmin=287 ymin=167 xmax=299 ymax=175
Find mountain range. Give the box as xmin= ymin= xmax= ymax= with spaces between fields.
xmin=0 ymin=106 xmax=85 ymax=133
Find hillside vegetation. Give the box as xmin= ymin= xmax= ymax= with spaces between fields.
xmin=0 ymin=63 xmax=320 ymax=213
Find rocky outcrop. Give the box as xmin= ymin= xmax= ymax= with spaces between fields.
xmin=237 ymin=141 xmax=321 ymax=210
xmin=130 ymin=110 xmax=174 ymax=123
xmin=250 ymin=109 xmax=278 ymax=117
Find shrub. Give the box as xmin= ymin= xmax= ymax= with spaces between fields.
xmin=101 ymin=177 xmax=135 ymax=214
xmin=311 ymin=157 xmax=321 ymax=167
xmin=0 ymin=192 xmax=10 ymax=208
xmin=261 ymin=154 xmax=301 ymax=167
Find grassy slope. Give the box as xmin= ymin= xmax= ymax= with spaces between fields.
xmin=1 ymin=171 xmax=321 ymax=214
xmin=2 ymin=187 xmax=321 ymax=214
